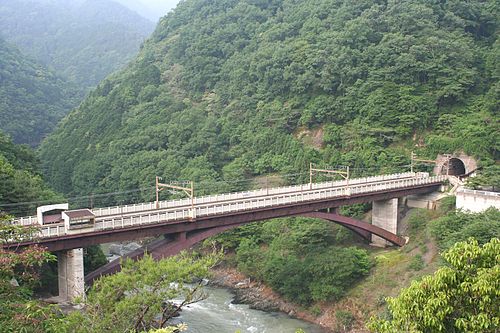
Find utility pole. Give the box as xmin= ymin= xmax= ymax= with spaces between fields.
xmin=309 ymin=163 xmax=350 ymax=193
xmin=410 ymin=151 xmax=437 ymax=173
xmin=265 ymin=176 xmax=269 ymax=195
xmin=309 ymin=162 xmax=313 ymax=190
xmin=443 ymin=154 xmax=452 ymax=176
xmin=190 ymin=181 xmax=194 ymax=218
xmin=346 ymin=166 xmax=350 ymax=191
xmin=155 ymin=177 xmax=195 ymax=218
xmin=155 ymin=176 xmax=160 ymax=208
xmin=410 ymin=151 xmax=414 ymax=173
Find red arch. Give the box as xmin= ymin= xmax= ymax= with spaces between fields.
xmin=299 ymin=212 xmax=406 ymax=246
xmin=85 ymin=212 xmax=405 ymax=284
xmin=85 ymin=225 xmax=238 ymax=285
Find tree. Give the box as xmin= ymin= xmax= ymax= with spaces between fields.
xmin=63 ymin=251 xmax=221 ymax=333
xmin=466 ymin=165 xmax=500 ymax=191
xmin=0 ymin=212 xmax=61 ymax=332
xmin=83 ymin=245 xmax=108 ymax=274
xmin=368 ymin=238 xmax=500 ymax=332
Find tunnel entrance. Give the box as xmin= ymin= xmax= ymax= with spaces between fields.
xmin=441 ymin=158 xmax=466 ymax=176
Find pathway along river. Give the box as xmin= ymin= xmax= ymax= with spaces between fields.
xmin=170 ymin=286 xmax=327 ymax=333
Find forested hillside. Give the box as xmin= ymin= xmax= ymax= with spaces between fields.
xmin=114 ymin=0 xmax=177 ymax=22
xmin=40 ymin=0 xmax=499 ymax=198
xmin=0 ymin=131 xmax=62 ymax=216
xmin=0 ymin=0 xmax=154 ymax=90
xmin=0 ymin=38 xmax=79 ymax=146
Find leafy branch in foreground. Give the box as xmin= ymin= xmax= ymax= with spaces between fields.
xmin=0 ymin=212 xmax=60 ymax=333
xmin=368 ymin=238 xmax=500 ymax=333
xmin=63 ymin=251 xmax=222 ymax=333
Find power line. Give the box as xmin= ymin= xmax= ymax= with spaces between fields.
xmin=0 ymin=165 xmax=416 ymax=211
xmin=0 ymin=187 xmax=155 ymax=208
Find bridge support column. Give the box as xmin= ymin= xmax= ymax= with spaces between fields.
xmin=57 ymin=248 xmax=84 ymax=303
xmin=371 ymin=198 xmax=398 ymax=247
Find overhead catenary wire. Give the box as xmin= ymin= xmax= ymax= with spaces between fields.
xmin=1 ymin=164 xmax=419 ymax=212
xmin=0 ymin=187 xmax=155 ymax=208
xmin=0 ymin=173 xmax=309 ymax=209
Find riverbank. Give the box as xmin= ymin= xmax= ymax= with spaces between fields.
xmin=209 ymin=233 xmax=440 ymax=333
xmin=207 ymin=208 xmax=446 ymax=332
xmin=210 ymin=265 xmax=334 ymax=331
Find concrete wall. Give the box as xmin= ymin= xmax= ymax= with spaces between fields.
xmin=57 ymin=248 xmax=84 ymax=303
xmin=405 ymin=194 xmax=437 ymax=210
xmin=456 ymin=189 xmax=500 ymax=213
xmin=371 ymin=198 xmax=398 ymax=247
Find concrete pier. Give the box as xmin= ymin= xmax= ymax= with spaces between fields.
xmin=371 ymin=198 xmax=398 ymax=247
xmin=57 ymin=248 xmax=84 ymax=302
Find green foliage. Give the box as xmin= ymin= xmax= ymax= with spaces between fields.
xmin=210 ymin=223 xmax=264 ymax=249
xmin=407 ymin=254 xmax=424 ymax=271
xmin=430 ymin=208 xmax=500 ymax=251
xmin=438 ymin=196 xmax=457 ymax=215
xmin=63 ymin=251 xmax=221 ymax=333
xmin=235 ymin=238 xmax=265 ymax=281
xmin=340 ymin=204 xmax=370 ymax=219
xmin=0 ymin=0 xmax=154 ymax=91
xmin=0 ymin=215 xmax=56 ymax=292
xmin=0 ymin=131 xmax=63 ymax=216
xmin=83 ymin=245 xmax=108 ymax=275
xmin=310 ymin=304 xmax=322 ymax=317
xmin=0 ymin=214 xmax=62 ymax=333
xmin=0 ymin=214 xmax=223 ymax=333
xmin=0 ymin=38 xmax=79 ymax=145
xmin=466 ymin=164 xmax=500 ymax=191
xmin=367 ymin=238 xmax=500 ymax=333
xmin=233 ymin=218 xmax=372 ymax=305
xmin=40 ymin=0 xmax=499 ymax=198
xmin=304 ymin=247 xmax=372 ymax=303
xmin=336 ymin=310 xmax=355 ymax=332
xmin=407 ymin=209 xmax=432 ymax=237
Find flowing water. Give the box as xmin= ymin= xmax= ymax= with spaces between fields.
xmin=170 ymin=286 xmax=327 ymax=333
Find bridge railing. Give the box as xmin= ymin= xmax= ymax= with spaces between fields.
xmin=9 ymin=215 xmax=38 ymax=226
xmin=91 ymin=172 xmax=420 ymax=217
xmin=457 ymin=188 xmax=500 ymax=197
xmin=9 ymin=172 xmax=422 ymax=226
xmin=93 ymin=175 xmax=445 ymax=233
xmin=34 ymin=174 xmax=445 ymax=239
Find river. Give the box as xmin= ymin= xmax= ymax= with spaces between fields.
xmin=170 ymin=286 xmax=327 ymax=333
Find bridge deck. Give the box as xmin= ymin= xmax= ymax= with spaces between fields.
xmin=4 ymin=173 xmax=446 ymax=251
xmin=11 ymin=172 xmax=422 ymax=226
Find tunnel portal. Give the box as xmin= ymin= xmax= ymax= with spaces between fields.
xmin=441 ymin=158 xmax=466 ymax=176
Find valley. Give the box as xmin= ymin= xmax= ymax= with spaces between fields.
xmin=0 ymin=0 xmax=498 ymax=332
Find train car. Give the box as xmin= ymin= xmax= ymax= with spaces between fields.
xmin=62 ymin=209 xmax=96 ymax=230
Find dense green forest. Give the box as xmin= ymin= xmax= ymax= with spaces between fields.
xmin=1 ymin=0 xmax=498 ymax=330
xmin=0 ymin=131 xmax=62 ymax=216
xmin=232 ymin=218 xmax=372 ymax=305
xmin=0 ymin=38 xmax=79 ymax=146
xmin=40 ymin=0 xmax=499 ymax=199
xmin=37 ymin=0 xmax=499 ymax=312
xmin=0 ymin=0 xmax=154 ymax=91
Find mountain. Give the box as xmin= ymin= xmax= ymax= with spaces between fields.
xmin=111 ymin=0 xmax=158 ymax=21
xmin=0 ymin=130 xmax=62 ymax=216
xmin=0 ymin=37 xmax=79 ymax=146
xmin=0 ymin=0 xmax=155 ymax=91
xmin=39 ymin=0 xmax=499 ymax=198
xmin=113 ymin=0 xmax=178 ymax=22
